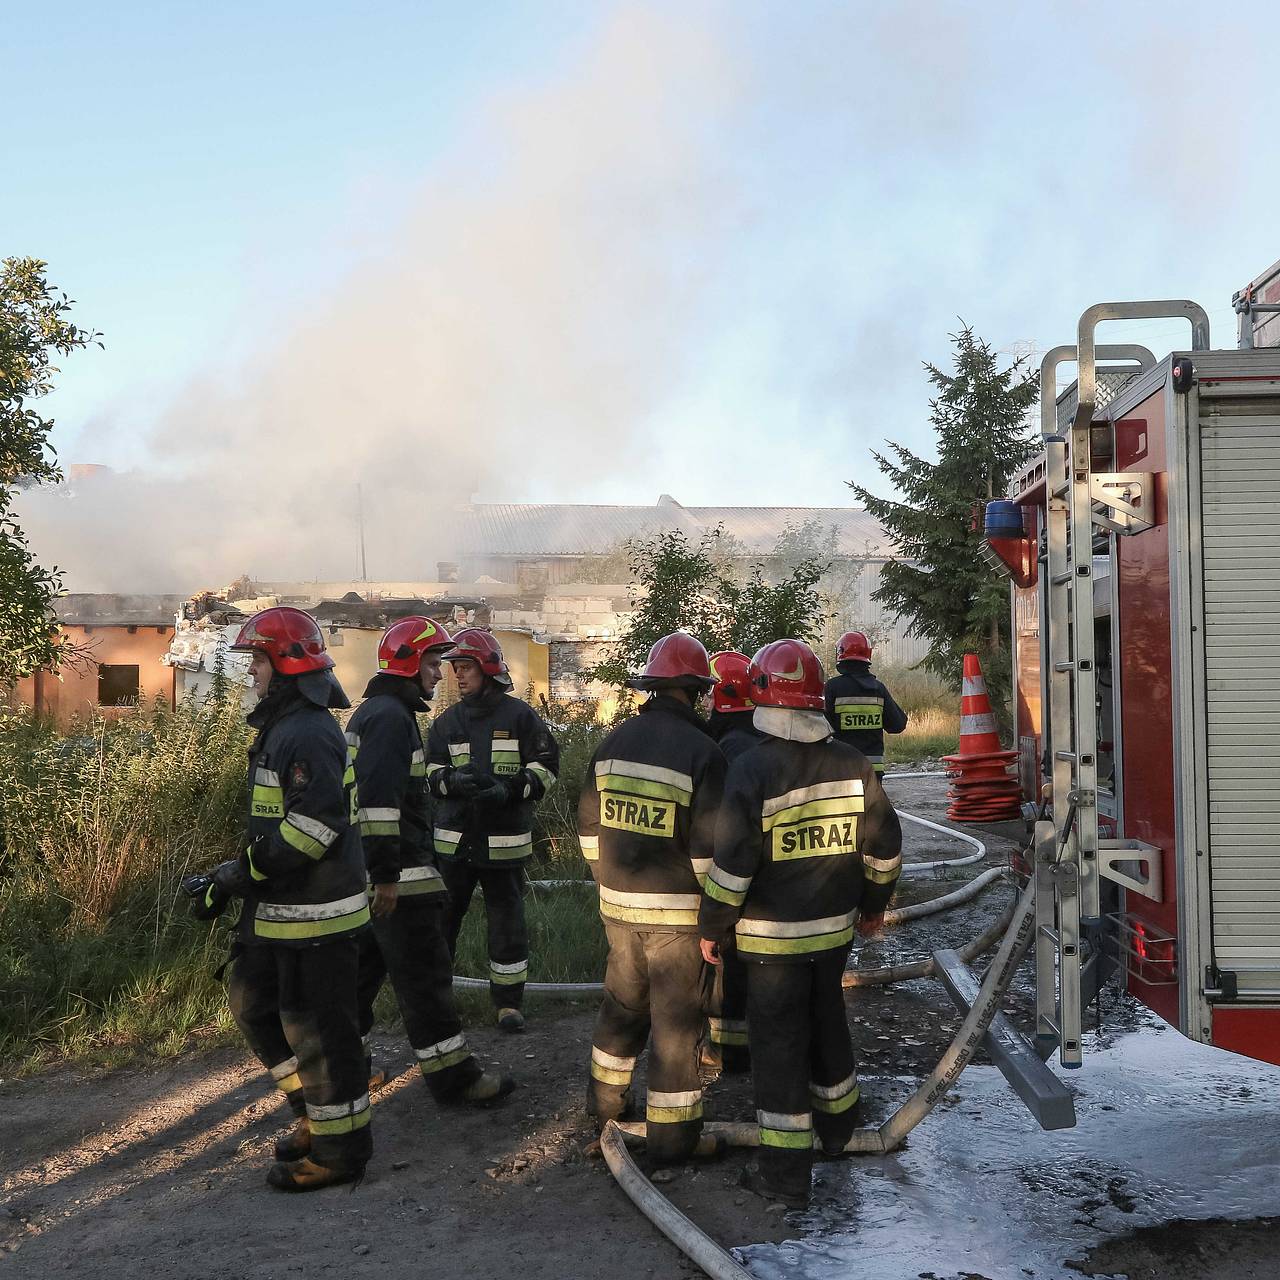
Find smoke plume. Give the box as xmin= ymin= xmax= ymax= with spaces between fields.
xmin=17 ymin=8 xmax=739 ymax=592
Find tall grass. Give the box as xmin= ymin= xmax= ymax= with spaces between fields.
xmin=0 ymin=696 xmax=249 ymax=1072
xmin=875 ymin=665 xmax=959 ymax=761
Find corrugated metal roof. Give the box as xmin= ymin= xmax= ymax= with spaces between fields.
xmin=456 ymin=499 xmax=890 ymax=558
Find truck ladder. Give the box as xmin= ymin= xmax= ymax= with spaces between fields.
xmin=1034 ymin=304 xmax=1210 ymax=1068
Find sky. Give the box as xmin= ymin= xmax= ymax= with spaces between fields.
xmin=7 ymin=1 xmax=1280 ymax=589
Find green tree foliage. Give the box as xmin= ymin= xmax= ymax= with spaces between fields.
xmin=0 ymin=258 xmax=99 ymax=683
xmin=584 ymin=525 xmax=829 ymax=689
xmin=848 ymin=325 xmax=1038 ymax=724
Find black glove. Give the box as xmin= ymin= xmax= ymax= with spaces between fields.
xmin=502 ymin=768 xmax=546 ymax=804
xmin=183 ymin=868 xmax=234 ymax=921
xmin=211 ymin=857 xmax=252 ymax=898
xmin=469 ymin=778 xmax=510 ymax=807
xmin=439 ymin=764 xmax=486 ymax=799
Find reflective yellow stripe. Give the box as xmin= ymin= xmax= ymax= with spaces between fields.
xmin=307 ymin=1105 xmax=372 ymax=1135
xmin=736 ymin=926 xmax=854 ymax=955
xmin=704 ymin=878 xmax=747 ymax=906
xmin=247 ymin=846 xmax=268 ymax=882
xmin=647 ymin=1101 xmax=703 ymax=1124
xmin=280 ymin=819 xmax=327 ymax=859
xmin=590 ymin=1063 xmax=632 ymax=1086
xmin=600 ymin=900 xmax=699 ymax=927
xmin=760 ymin=1126 xmax=813 ymax=1149
xmin=597 ymin=774 xmax=691 ymax=806
xmin=599 ymin=885 xmax=699 ymax=927
xmin=489 ymin=959 xmax=528 ymax=985
xmin=579 ymin=835 xmax=599 ymax=862
xmin=361 ymin=821 xmax=400 ymax=837
xmin=488 ymin=833 xmax=532 ymax=861
xmin=254 ymin=902 xmax=371 ymax=941
xmin=527 ymin=761 xmax=556 ymax=791
xmin=811 ymin=1085 xmax=860 ymax=1115
xmin=708 ymin=1018 xmax=749 ymax=1047
xmin=763 ymin=795 xmax=865 ymax=832
xmin=251 ymin=785 xmax=284 ymax=819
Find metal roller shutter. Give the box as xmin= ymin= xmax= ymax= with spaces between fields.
xmin=1202 ymin=414 xmax=1280 ymax=994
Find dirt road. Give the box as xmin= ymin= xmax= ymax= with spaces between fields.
xmin=3 ymin=774 xmax=1278 ymax=1279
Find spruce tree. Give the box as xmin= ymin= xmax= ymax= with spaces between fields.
xmin=848 ymin=325 xmax=1038 ymax=726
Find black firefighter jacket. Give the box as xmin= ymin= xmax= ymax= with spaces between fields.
xmin=707 ymin=709 xmax=767 ymax=764
xmin=823 ymin=661 xmax=908 ymax=769
xmin=699 ymin=733 xmax=902 ymax=962
xmin=345 ymin=673 xmax=446 ymax=902
xmin=426 ymin=687 xmax=560 ymax=866
xmin=240 ymin=688 xmax=369 ymax=946
xmin=578 ymin=695 xmax=727 ymax=933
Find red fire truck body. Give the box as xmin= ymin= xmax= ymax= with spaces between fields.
xmin=999 ymin=269 xmax=1280 ymax=1067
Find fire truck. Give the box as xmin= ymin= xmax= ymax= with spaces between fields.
xmin=985 ymin=261 xmax=1280 ymax=1070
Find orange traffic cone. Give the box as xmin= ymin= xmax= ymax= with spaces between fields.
xmin=941 ymin=653 xmax=1021 ymax=822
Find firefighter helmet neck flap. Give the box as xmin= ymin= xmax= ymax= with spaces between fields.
xmin=441 ymin=627 xmax=512 ymax=688
xmin=708 ymin=650 xmax=753 ymax=713
xmin=378 ymin=616 xmax=453 ymax=678
xmin=749 ymin=638 xmax=830 ymax=742
xmin=627 ymin=632 xmax=716 ymax=694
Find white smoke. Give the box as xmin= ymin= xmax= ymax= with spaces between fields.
xmin=17 ymin=7 xmax=740 ymax=591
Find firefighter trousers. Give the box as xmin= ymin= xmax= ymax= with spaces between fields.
xmin=745 ymin=945 xmax=859 ymax=1200
xmin=439 ymin=858 xmax=528 ymax=1008
xmin=707 ymin=941 xmax=751 ymax=1072
xmin=356 ymin=902 xmax=483 ymax=1099
xmin=227 ymin=937 xmax=373 ymax=1172
xmin=587 ymin=924 xmax=708 ymax=1166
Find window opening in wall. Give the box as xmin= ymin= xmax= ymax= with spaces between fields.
xmin=98 ymin=664 xmax=140 ymax=706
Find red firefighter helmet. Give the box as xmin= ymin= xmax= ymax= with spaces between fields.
xmin=748 ymin=638 xmax=825 ymax=710
xmin=230 ymin=606 xmax=333 ymax=675
xmin=378 ymin=616 xmax=453 ymax=678
xmin=708 ymin=650 xmax=753 ymax=713
xmin=442 ymin=627 xmax=511 ymax=685
xmin=837 ymin=630 xmax=873 ymax=664
xmin=627 ymin=632 xmax=714 ymax=690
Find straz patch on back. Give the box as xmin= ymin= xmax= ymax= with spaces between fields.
xmin=600 ymin=791 xmax=676 ymax=839
xmin=766 ymin=794 xmax=865 ymax=861
xmin=838 ymin=705 xmax=883 ymax=731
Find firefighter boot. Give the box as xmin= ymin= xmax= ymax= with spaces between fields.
xmin=273 ymin=1117 xmax=311 ymax=1163
xmin=739 ymin=1163 xmax=808 ymax=1210
xmin=496 ymin=1007 xmax=525 ymax=1033
xmin=265 ymin=1155 xmax=364 ymax=1193
xmin=459 ymin=1071 xmax=517 ymax=1106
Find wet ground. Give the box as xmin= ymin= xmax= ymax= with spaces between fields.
xmin=3 ymin=772 xmax=1279 ymax=1278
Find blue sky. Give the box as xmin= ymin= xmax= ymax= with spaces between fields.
xmin=7 ymin=1 xmax=1280 ymax=586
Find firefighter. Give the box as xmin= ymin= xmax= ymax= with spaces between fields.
xmin=426 ymin=629 xmax=559 ymax=1032
xmin=823 ymin=630 xmax=908 ymax=774
xmin=699 ymin=638 xmax=902 ymax=1208
xmin=189 ymin=607 xmax=373 ymax=1191
xmin=348 ymin=617 xmax=516 ymax=1105
xmin=701 ymin=650 xmax=763 ymax=1076
xmin=579 ymin=633 xmax=727 ymax=1167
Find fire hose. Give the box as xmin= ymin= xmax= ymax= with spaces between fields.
xmin=605 ymin=876 xmax=1038 ymax=1277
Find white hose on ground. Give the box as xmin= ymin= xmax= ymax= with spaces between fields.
xmin=843 ymin=893 xmax=1017 ymax=987
xmin=897 ymin=811 xmax=986 ymax=874
xmin=619 ymin=875 xmax=1037 ymax=1155
xmin=599 ymin=1122 xmax=755 ymax=1280
xmin=883 ymin=865 xmax=1004 ymax=924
